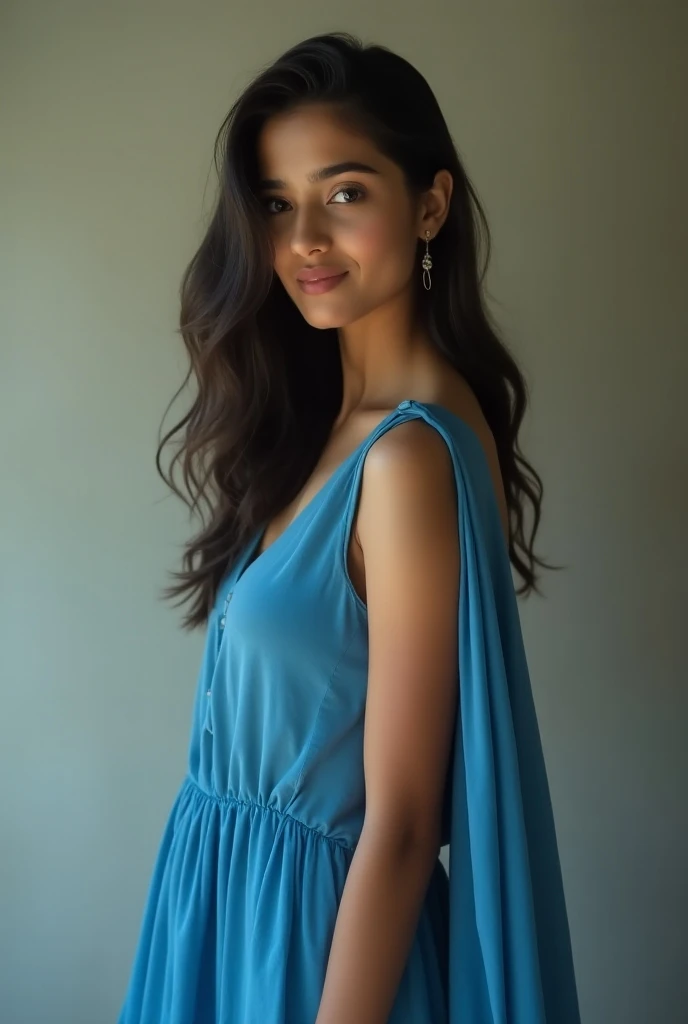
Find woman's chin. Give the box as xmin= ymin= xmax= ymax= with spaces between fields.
xmin=297 ymin=303 xmax=350 ymax=330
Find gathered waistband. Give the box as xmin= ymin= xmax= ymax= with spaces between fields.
xmin=182 ymin=775 xmax=357 ymax=853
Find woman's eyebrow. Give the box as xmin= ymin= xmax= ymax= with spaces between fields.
xmin=258 ymin=161 xmax=381 ymax=190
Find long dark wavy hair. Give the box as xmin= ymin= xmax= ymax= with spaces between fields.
xmin=157 ymin=31 xmax=551 ymax=630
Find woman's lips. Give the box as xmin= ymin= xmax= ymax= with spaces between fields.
xmin=297 ymin=271 xmax=348 ymax=295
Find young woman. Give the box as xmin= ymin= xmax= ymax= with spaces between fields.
xmin=118 ymin=32 xmax=580 ymax=1024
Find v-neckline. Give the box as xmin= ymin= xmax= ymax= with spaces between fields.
xmin=234 ymin=401 xmax=410 ymax=586
xmin=232 ymin=398 xmax=480 ymax=588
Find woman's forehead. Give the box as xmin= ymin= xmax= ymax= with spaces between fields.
xmin=257 ymin=108 xmax=392 ymax=183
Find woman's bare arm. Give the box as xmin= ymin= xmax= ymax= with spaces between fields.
xmin=315 ymin=421 xmax=460 ymax=1024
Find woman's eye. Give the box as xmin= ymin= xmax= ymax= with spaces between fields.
xmin=262 ymin=197 xmax=290 ymax=215
xmin=330 ymin=186 xmax=364 ymax=204
xmin=261 ymin=187 xmax=364 ymax=215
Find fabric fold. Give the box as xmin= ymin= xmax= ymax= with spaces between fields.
xmin=392 ymin=401 xmax=580 ymax=1023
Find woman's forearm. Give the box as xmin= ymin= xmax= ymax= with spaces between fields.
xmin=315 ymin=823 xmax=440 ymax=1024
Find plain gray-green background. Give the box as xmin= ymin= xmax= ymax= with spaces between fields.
xmin=3 ymin=2 xmax=686 ymax=1022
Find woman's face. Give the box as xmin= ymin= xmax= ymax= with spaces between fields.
xmin=256 ymin=103 xmax=421 ymax=330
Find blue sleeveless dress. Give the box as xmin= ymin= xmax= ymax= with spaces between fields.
xmin=117 ymin=399 xmax=580 ymax=1024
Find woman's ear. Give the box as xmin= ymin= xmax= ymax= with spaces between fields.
xmin=418 ymin=169 xmax=453 ymax=239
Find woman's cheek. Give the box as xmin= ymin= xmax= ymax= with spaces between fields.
xmin=346 ymin=214 xmax=398 ymax=263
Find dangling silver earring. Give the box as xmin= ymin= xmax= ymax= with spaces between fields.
xmin=422 ymin=230 xmax=433 ymax=291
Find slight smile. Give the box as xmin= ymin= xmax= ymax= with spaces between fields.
xmin=297 ymin=271 xmax=349 ymax=295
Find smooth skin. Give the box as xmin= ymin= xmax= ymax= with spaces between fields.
xmin=256 ymin=103 xmax=508 ymax=1024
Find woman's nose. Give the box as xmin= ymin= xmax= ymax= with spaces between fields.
xmin=288 ymin=207 xmax=331 ymax=257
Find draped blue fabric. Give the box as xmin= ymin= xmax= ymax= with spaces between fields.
xmin=118 ymin=399 xmax=579 ymax=1023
